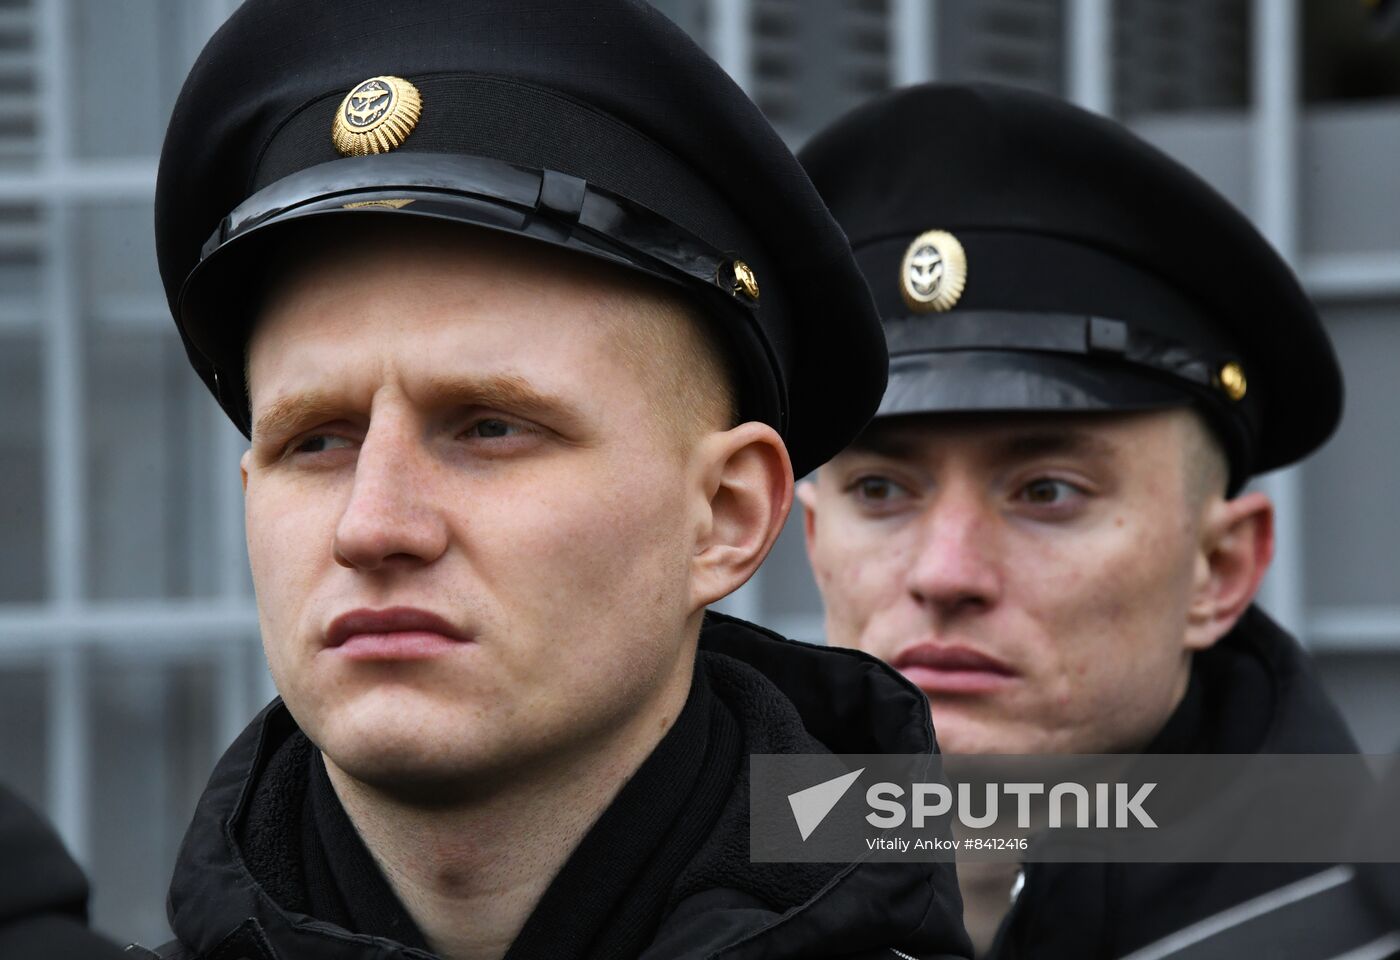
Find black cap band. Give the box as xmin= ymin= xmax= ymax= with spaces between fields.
xmin=884 ymin=310 xmax=1235 ymax=392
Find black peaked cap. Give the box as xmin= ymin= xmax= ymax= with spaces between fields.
xmin=156 ymin=0 xmax=886 ymax=477
xmin=799 ymin=82 xmax=1343 ymax=484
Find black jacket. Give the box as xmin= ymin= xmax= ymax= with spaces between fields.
xmin=142 ymin=614 xmax=973 ymax=960
xmin=989 ymin=606 xmax=1388 ymax=960
xmin=0 ymin=783 xmax=129 ymax=959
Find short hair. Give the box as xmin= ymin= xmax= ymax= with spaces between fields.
xmin=610 ymin=283 xmax=738 ymax=450
xmin=1181 ymin=407 xmax=1230 ymax=509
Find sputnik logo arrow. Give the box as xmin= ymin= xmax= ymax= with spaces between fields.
xmin=787 ymin=768 xmax=865 ymax=841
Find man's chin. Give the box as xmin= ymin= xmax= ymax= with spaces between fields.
xmin=320 ymin=732 xmax=500 ymax=806
xmin=300 ymin=697 xmax=498 ymax=797
xmin=928 ymin=710 xmax=1034 ymax=757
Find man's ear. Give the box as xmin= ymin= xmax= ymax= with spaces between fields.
xmin=1185 ymin=490 xmax=1274 ymax=651
xmin=240 ymin=448 xmax=251 ymax=492
xmin=689 ymin=422 xmax=794 ymax=612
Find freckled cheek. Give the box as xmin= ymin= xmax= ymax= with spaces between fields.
xmin=482 ymin=465 xmax=689 ymax=609
xmin=1098 ymin=517 xmax=1192 ymax=624
xmin=1023 ymin=538 xmax=1180 ymax=714
xmin=821 ymin=530 xmax=915 ymax=654
xmin=244 ymin=485 xmax=339 ymax=678
xmin=1007 ymin=549 xmax=1120 ymax=691
xmin=245 ymin=484 xmax=327 ymax=580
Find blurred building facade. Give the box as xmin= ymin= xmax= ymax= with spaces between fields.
xmin=0 ymin=0 xmax=1396 ymax=945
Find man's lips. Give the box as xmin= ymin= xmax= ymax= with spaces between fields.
xmin=324 ymin=607 xmax=474 ymax=661
xmin=893 ymin=643 xmax=1017 ymax=695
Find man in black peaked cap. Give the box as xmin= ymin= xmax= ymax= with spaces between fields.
xmin=138 ymin=3 xmax=972 ymax=960
xmin=797 ymin=83 xmax=1389 ymax=959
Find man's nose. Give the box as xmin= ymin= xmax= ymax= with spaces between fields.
xmin=333 ymin=419 xmax=449 ymax=572
xmin=906 ymin=486 xmax=1002 ymax=618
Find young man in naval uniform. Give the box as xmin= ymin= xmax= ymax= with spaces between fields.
xmin=134 ymin=3 xmax=973 ymax=960
xmin=798 ymin=83 xmax=1392 ymax=959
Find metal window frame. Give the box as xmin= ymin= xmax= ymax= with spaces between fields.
xmin=1067 ymin=0 xmax=1112 ymax=114
xmin=36 ymin=0 xmax=90 ymax=866
xmin=1249 ymin=0 xmax=1307 ymax=640
xmin=14 ymin=0 xmax=265 ymax=868
xmin=891 ymin=0 xmax=936 ymax=87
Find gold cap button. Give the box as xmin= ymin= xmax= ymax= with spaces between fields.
xmin=730 ymin=260 xmax=760 ymax=301
xmin=1218 ymin=361 xmax=1247 ymax=401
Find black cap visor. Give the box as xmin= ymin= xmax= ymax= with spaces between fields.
xmin=880 ymin=349 xmax=1190 ymax=419
xmin=877 ymin=308 xmax=1260 ymax=488
xmin=880 ymin=349 xmax=1258 ymax=493
xmin=178 ymin=153 xmax=784 ymax=438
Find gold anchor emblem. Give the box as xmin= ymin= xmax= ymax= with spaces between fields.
xmin=332 ymin=75 xmax=422 ymax=157
xmin=346 ymin=82 xmax=393 ymax=125
xmin=900 ymin=229 xmax=967 ymax=313
xmin=908 ymin=246 xmax=944 ymax=295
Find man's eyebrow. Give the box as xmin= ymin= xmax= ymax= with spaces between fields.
xmin=416 ymin=373 xmax=573 ymax=421
xmin=252 ymin=374 xmax=579 ymax=442
xmin=841 ymin=422 xmax=1120 ymax=465
xmin=844 ymin=425 xmax=923 ymax=460
xmin=994 ymin=428 xmax=1117 ymax=462
xmin=253 ymin=393 xmax=348 ymax=443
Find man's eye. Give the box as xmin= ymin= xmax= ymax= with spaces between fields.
xmin=850 ymin=475 xmax=909 ymax=504
xmin=465 ymin=418 xmax=519 ymax=439
xmin=292 ymin=434 xmax=354 ymax=455
xmin=1018 ymin=478 xmax=1082 ymax=505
